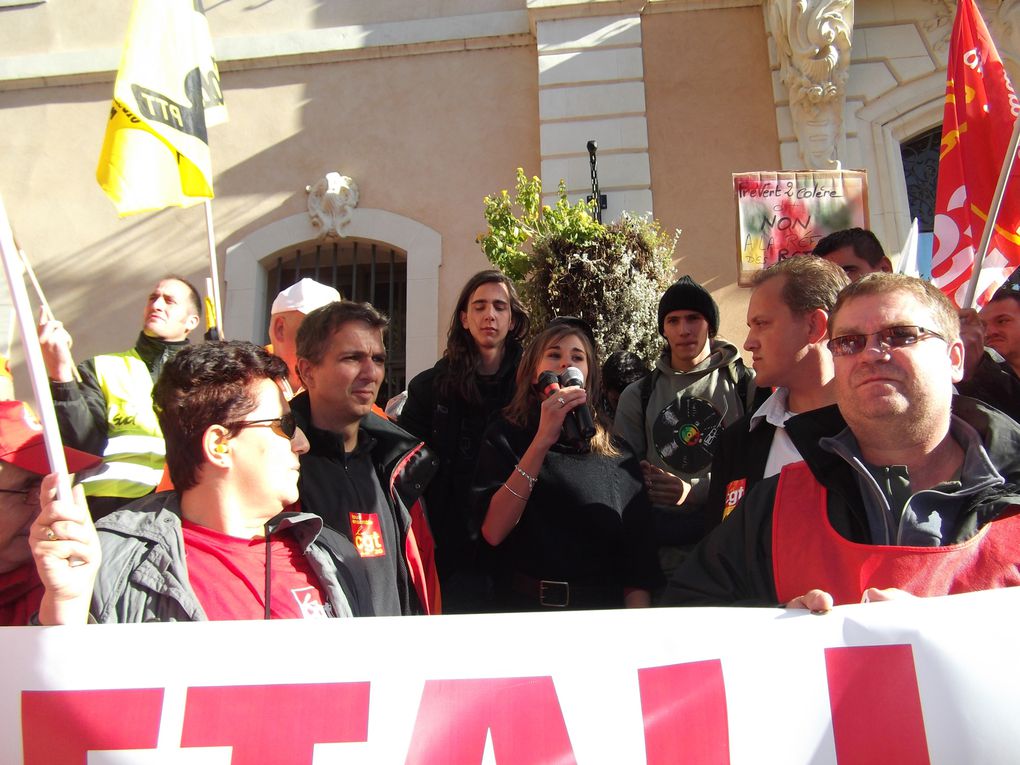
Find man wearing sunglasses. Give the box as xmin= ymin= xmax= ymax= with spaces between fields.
xmin=664 ymin=273 xmax=1020 ymax=610
xmin=30 ymin=341 xmax=370 ymax=624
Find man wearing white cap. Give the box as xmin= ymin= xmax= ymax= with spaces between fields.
xmin=268 ymin=278 xmax=342 ymax=395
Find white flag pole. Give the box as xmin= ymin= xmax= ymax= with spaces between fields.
xmin=0 ymin=195 xmax=72 ymax=503
xmin=962 ymin=114 xmax=1020 ymax=308
xmin=204 ymin=199 xmax=224 ymax=338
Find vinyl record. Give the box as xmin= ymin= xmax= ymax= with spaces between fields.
xmin=651 ymin=396 xmax=724 ymax=474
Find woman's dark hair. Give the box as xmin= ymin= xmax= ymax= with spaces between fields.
xmin=503 ymin=324 xmax=617 ymax=456
xmin=153 ymin=341 xmax=289 ymax=492
xmin=440 ymin=270 xmax=530 ymax=403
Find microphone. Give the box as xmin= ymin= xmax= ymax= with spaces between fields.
xmin=536 ymin=370 xmax=582 ymax=442
xmin=559 ymin=367 xmax=596 ymax=440
xmin=536 ymin=371 xmax=561 ymax=400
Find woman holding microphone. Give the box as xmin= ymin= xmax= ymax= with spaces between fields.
xmin=472 ymin=320 xmax=662 ymax=611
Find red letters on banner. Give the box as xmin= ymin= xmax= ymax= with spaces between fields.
xmin=181 ymin=683 xmax=370 ymax=765
xmin=639 ymin=660 xmax=729 ymax=765
xmin=20 ymin=648 xmax=930 ymax=762
xmin=825 ymin=645 xmax=930 ymax=765
xmin=405 ymin=676 xmax=576 ymax=765
xmin=22 ymin=688 xmax=164 ymax=764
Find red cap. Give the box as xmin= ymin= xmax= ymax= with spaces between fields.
xmin=0 ymin=400 xmax=101 ymax=475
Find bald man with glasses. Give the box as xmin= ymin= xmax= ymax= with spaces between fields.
xmin=664 ymin=274 xmax=1020 ymax=610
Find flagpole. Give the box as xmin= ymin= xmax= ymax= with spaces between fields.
xmin=0 ymin=195 xmax=72 ymax=503
xmin=203 ymin=199 xmax=224 ymax=337
xmin=962 ymin=113 xmax=1020 ymax=308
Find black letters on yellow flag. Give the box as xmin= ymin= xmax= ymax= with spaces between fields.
xmin=97 ymin=0 xmax=227 ymax=216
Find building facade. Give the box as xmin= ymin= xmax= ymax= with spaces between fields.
xmin=1 ymin=0 xmax=1011 ymax=395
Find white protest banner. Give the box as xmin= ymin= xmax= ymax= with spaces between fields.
xmin=2 ymin=588 xmax=1019 ymax=764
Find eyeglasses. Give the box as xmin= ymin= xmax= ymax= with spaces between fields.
xmin=233 ymin=412 xmax=298 ymax=440
xmin=0 ymin=481 xmax=42 ymax=506
xmin=827 ymin=325 xmax=946 ymax=357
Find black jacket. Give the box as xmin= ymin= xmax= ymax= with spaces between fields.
xmin=398 ymin=342 xmax=521 ymax=575
xmin=290 ymin=392 xmax=440 ymax=615
xmin=663 ymin=397 xmax=1020 ymax=606
xmin=703 ymin=410 xmax=778 ymax=535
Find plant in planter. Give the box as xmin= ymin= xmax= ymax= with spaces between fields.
xmin=478 ymin=168 xmax=677 ymax=363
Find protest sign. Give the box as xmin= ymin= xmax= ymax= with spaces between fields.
xmin=734 ymin=170 xmax=868 ymax=285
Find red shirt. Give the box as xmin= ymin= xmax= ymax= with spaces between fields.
xmin=0 ymin=563 xmax=43 ymax=626
xmin=181 ymin=520 xmax=329 ymax=620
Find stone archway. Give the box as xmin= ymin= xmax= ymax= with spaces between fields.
xmin=223 ymin=208 xmax=441 ymax=380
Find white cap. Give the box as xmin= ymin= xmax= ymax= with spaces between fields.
xmin=270 ymin=278 xmax=342 ymax=315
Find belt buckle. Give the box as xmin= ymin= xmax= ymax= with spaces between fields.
xmin=539 ymin=580 xmax=569 ymax=608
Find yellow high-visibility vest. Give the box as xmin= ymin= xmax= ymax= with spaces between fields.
xmin=77 ymin=350 xmax=165 ymax=499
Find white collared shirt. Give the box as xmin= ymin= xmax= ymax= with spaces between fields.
xmin=749 ymin=388 xmax=804 ymax=478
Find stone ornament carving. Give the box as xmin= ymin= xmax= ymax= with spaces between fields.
xmin=768 ymin=0 xmax=854 ymax=170
xmin=306 ymin=172 xmax=360 ymax=239
xmin=923 ymin=2 xmax=1020 ymax=93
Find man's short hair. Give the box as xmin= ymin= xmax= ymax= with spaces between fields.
xmin=753 ymin=255 xmax=850 ymax=314
xmin=986 ymin=282 xmax=1020 ymax=309
xmin=153 ymin=341 xmax=289 ymax=492
xmin=161 ymin=274 xmax=202 ymax=317
xmin=296 ymin=301 xmax=389 ymax=367
xmin=813 ymin=228 xmax=887 ymax=268
xmin=829 ymin=273 xmax=961 ymax=343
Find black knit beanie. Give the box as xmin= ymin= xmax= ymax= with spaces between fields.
xmin=657 ymin=275 xmax=719 ymax=337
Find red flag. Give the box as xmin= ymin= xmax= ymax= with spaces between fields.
xmin=932 ymin=0 xmax=1020 ymax=308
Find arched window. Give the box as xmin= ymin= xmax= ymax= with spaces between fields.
xmin=266 ymin=238 xmax=408 ymax=404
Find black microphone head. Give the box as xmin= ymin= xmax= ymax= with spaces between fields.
xmin=559 ymin=366 xmax=584 ymax=388
xmin=538 ymin=370 xmax=560 ymax=388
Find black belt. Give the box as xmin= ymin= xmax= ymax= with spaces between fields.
xmin=510 ymin=572 xmax=622 ymax=609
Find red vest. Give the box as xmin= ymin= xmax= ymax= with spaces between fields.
xmin=772 ymin=461 xmax=1020 ymax=605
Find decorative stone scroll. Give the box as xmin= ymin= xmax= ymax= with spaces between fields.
xmin=306 ymin=172 xmax=360 ymax=239
xmin=768 ymin=0 xmax=854 ymax=170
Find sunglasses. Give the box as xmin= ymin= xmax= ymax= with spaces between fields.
xmin=827 ymin=325 xmax=946 ymax=357
xmin=233 ymin=411 xmax=298 ymax=440
xmin=0 ymin=479 xmax=42 ymax=506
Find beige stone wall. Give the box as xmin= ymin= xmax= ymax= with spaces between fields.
xmin=642 ymin=5 xmax=780 ymax=349
xmin=0 ymin=6 xmax=539 ymax=393
xmin=3 ymin=0 xmax=973 ymax=396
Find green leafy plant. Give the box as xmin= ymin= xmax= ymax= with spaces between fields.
xmin=478 ymin=168 xmax=678 ymax=363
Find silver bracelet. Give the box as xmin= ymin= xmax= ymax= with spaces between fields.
xmin=503 ymin=481 xmax=530 ymax=501
xmin=514 ymin=463 xmax=538 ymax=489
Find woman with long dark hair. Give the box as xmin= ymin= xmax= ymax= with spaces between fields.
xmin=472 ymin=322 xmax=662 ymax=611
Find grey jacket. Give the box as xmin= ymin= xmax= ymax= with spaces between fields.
xmin=92 ymin=492 xmax=368 ymax=622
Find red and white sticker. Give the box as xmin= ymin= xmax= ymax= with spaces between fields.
xmin=350 ymin=512 xmax=387 ymax=558
xmin=722 ymin=478 xmax=746 ymax=520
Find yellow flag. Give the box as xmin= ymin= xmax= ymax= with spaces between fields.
xmin=97 ymin=0 xmax=227 ymax=217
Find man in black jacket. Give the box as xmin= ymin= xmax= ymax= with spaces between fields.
xmin=705 ymin=256 xmax=848 ymax=530
xmin=399 ymin=270 xmax=529 ymax=612
xmin=665 ymin=274 xmax=1020 ymax=611
xmin=293 ymin=301 xmax=439 ymax=616
xmin=36 ymin=276 xmax=201 ymax=519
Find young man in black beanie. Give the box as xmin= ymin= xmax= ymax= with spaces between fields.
xmin=614 ymin=275 xmax=761 ymax=581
